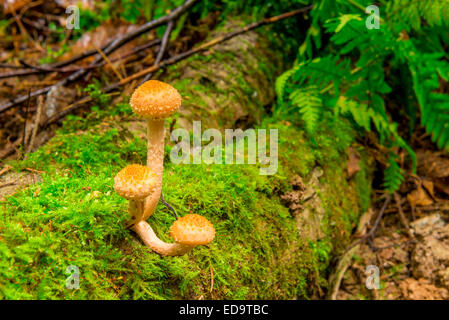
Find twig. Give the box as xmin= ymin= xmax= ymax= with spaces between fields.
xmin=393 ymin=192 xmax=414 ymax=238
xmin=209 ymin=264 xmax=214 ymax=293
xmin=25 ymin=168 xmax=45 ymax=174
xmin=140 ymin=20 xmax=174 ymax=84
xmin=26 ymin=95 xmax=44 ymax=153
xmin=0 ymin=63 xmax=24 ymax=69
xmin=343 ymin=195 xmax=392 ymax=254
xmin=0 ymin=165 xmax=12 ymax=177
xmin=0 ymin=138 xmax=23 ymax=159
xmin=22 ymin=90 xmax=31 ymax=153
xmin=368 ymin=238 xmax=416 ymax=252
xmin=160 ymin=192 xmax=178 ymax=219
xmin=10 ymin=4 xmax=44 ymax=53
xmin=93 ymin=44 xmax=124 ymax=80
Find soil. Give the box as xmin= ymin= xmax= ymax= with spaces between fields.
xmin=336 ymin=211 xmax=449 ymax=300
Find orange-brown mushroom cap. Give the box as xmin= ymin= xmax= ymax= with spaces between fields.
xmin=114 ymin=164 xmax=158 ymax=200
xmin=170 ymin=214 xmax=215 ymax=246
xmin=130 ymin=80 xmax=181 ymax=118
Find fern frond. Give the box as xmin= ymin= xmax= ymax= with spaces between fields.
xmin=275 ymin=61 xmax=306 ymax=105
xmin=384 ymin=154 xmax=405 ymax=193
xmin=289 ymin=86 xmax=322 ymax=134
xmin=402 ymin=42 xmax=449 ymax=150
xmin=386 ymin=0 xmax=449 ymax=32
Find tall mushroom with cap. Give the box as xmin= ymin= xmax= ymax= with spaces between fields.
xmin=116 ymin=80 xmax=215 ymax=256
xmin=133 ymin=214 xmax=215 ymax=256
xmin=129 ymin=80 xmax=182 ymax=222
xmin=114 ymin=164 xmax=158 ymax=225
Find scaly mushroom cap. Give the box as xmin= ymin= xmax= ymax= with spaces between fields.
xmin=170 ymin=214 xmax=215 ymax=246
xmin=114 ymin=164 xmax=158 ymax=200
xmin=130 ymin=80 xmax=181 ymax=119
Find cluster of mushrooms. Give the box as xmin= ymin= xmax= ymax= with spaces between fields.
xmin=114 ymin=80 xmax=215 ymax=256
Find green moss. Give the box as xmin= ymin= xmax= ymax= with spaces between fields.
xmin=0 ymin=111 xmax=372 ymax=299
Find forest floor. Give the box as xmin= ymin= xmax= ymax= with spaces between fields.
xmin=334 ymin=145 xmax=449 ymax=299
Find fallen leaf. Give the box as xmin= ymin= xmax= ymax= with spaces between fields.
xmin=407 ymin=186 xmax=433 ymax=207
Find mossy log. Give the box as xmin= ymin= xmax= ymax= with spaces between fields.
xmin=0 ymin=22 xmax=374 ymax=299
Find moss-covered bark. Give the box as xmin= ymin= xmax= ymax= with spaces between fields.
xmin=0 ymin=20 xmax=373 ymax=299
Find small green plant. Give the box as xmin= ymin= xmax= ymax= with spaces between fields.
xmin=39 ymin=45 xmax=70 ymax=65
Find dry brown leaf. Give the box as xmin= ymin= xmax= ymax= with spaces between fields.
xmin=1 ymin=0 xmax=32 ymax=14
xmin=407 ymin=186 xmax=434 ymax=207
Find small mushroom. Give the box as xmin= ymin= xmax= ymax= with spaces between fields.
xmin=130 ymin=80 xmax=182 ymax=221
xmin=114 ymin=164 xmax=158 ymax=225
xmin=133 ymin=214 xmax=215 ymax=256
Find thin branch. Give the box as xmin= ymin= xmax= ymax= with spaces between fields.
xmin=26 ymin=95 xmax=44 ymax=153
xmin=140 ymin=20 xmax=174 ymax=84
xmin=161 ymin=192 xmax=178 ymax=219
xmin=343 ymin=195 xmax=392 ymax=254
xmin=394 ymin=192 xmax=414 ymax=238
xmin=21 ymin=90 xmax=31 ymax=153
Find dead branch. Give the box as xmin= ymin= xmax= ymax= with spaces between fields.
xmin=343 ymin=194 xmax=392 ymax=255
xmin=394 ymin=192 xmax=414 ymax=238
xmin=0 ymin=165 xmax=12 ymax=177
xmin=140 ymin=20 xmax=174 ymax=85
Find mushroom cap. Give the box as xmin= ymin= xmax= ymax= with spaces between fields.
xmin=130 ymin=80 xmax=182 ymax=119
xmin=170 ymin=214 xmax=215 ymax=246
xmin=114 ymin=164 xmax=158 ymax=200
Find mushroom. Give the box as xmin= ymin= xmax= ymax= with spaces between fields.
xmin=133 ymin=214 xmax=215 ymax=256
xmin=114 ymin=164 xmax=158 ymax=225
xmin=118 ymin=80 xmax=215 ymax=256
xmin=129 ymin=80 xmax=182 ymax=221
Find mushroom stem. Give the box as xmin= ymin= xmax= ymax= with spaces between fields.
xmin=126 ymin=200 xmax=144 ymax=228
xmin=132 ymin=220 xmax=194 ymax=256
xmin=142 ymin=118 xmax=165 ymax=221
